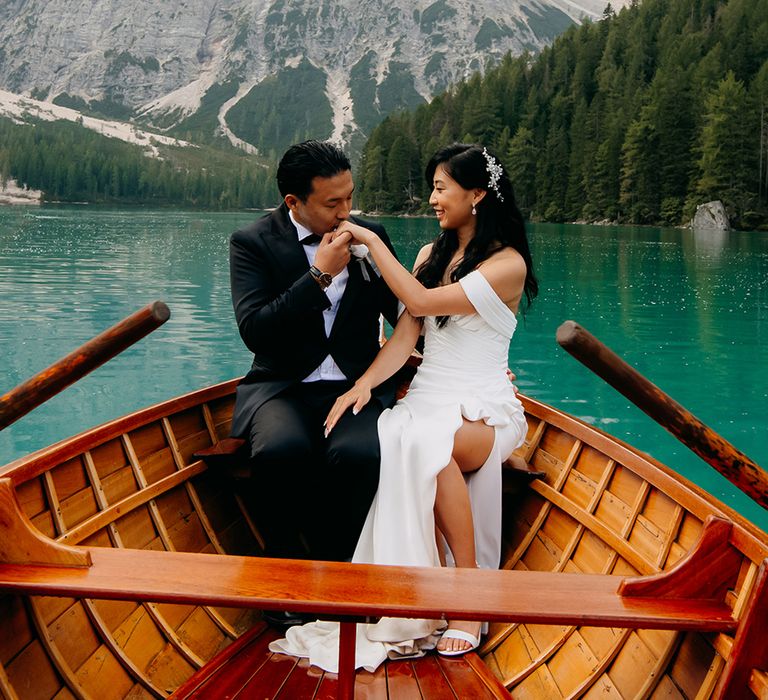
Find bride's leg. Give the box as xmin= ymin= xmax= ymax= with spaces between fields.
xmin=435 ymin=419 xmax=495 ymax=653
xmin=435 ymin=526 xmax=447 ymax=567
xmin=434 ymin=460 xmax=476 ymax=568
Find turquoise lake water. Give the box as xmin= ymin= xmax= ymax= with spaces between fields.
xmin=1 ymin=206 xmax=766 ymax=531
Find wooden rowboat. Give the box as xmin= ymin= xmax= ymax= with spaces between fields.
xmin=0 ymin=308 xmax=766 ymax=699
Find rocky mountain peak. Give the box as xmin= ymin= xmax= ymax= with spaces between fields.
xmin=0 ymin=0 xmax=627 ymax=155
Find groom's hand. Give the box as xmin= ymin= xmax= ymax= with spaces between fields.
xmin=334 ymin=221 xmax=374 ymax=245
xmin=314 ymin=230 xmax=352 ymax=276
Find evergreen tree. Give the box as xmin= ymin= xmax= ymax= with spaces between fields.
xmin=620 ymin=108 xmax=659 ymax=223
xmin=694 ymin=71 xmax=756 ymax=221
xmin=506 ymin=126 xmax=537 ymax=214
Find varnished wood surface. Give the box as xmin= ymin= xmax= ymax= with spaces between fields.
xmin=0 ymin=546 xmax=737 ymax=632
xmin=1 ymin=377 xmax=767 ymax=699
xmin=0 ymin=479 xmax=91 ymax=567
xmin=557 ymin=319 xmax=768 ymax=509
xmin=0 ymin=376 xmax=241 ymax=485
xmin=170 ymin=621 xmax=512 ymax=700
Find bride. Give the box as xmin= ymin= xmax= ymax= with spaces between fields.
xmin=270 ymin=142 xmax=538 ymax=669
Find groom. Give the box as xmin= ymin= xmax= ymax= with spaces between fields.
xmin=229 ymin=140 xmax=399 ymax=566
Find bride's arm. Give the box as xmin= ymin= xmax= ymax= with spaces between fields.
xmin=324 ymin=309 xmax=421 ymax=435
xmin=324 ymin=244 xmax=434 ymax=435
xmin=336 ymin=223 xmax=525 ymax=316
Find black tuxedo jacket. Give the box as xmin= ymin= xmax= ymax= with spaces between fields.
xmin=229 ymin=203 xmax=400 ymax=438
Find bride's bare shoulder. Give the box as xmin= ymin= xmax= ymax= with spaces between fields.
xmin=413 ymin=242 xmax=434 ymax=271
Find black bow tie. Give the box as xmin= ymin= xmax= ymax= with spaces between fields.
xmin=299 ymin=233 xmax=323 ymax=246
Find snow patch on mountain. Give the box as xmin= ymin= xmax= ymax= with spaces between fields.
xmin=0 ymin=89 xmax=193 ymax=156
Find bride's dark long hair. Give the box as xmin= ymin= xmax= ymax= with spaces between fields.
xmin=416 ymin=143 xmax=538 ymax=327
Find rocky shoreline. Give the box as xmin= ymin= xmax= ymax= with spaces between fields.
xmin=0 ymin=178 xmax=42 ymax=205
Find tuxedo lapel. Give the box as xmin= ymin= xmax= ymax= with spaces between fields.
xmin=265 ymin=204 xmax=311 ymax=284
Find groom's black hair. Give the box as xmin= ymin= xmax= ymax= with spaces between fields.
xmin=277 ymin=140 xmax=351 ymax=201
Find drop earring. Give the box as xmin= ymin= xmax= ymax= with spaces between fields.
xmin=471 ymin=203 xmax=477 ymax=216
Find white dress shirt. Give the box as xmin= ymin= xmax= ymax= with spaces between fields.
xmin=290 ymin=211 xmax=348 ymax=382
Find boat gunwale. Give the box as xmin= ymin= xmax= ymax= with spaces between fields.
xmin=1 ymin=378 xmax=766 ymax=559
xmin=521 ymin=394 xmax=768 ymax=556
xmin=0 ymin=377 xmax=241 ymax=484
xmin=1 ymin=382 xmax=767 ymax=699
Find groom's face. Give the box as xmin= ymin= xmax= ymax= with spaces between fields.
xmin=287 ymin=170 xmax=354 ymax=235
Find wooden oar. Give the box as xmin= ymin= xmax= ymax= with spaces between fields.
xmin=556 ymin=320 xmax=768 ymax=510
xmin=0 ymin=301 xmax=170 ymax=431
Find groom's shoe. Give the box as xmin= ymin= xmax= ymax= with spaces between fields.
xmin=262 ymin=609 xmax=315 ymax=630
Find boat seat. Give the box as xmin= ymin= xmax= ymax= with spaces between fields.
xmin=195 ymin=355 xmax=546 ymax=483
xmin=193 ymin=436 xmax=251 ymax=479
xmin=192 ymin=438 xmax=545 ymax=481
xmin=0 ymin=480 xmax=743 ymax=699
xmin=169 ymin=621 xmax=512 ymax=699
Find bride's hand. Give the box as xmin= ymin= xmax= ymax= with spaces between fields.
xmin=334 ymin=221 xmax=375 ymax=245
xmin=506 ymin=369 xmax=519 ymax=394
xmin=325 ymin=382 xmax=372 ymax=436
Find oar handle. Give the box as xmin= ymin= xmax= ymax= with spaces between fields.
xmin=0 ymin=301 xmax=170 ymax=431
xmin=556 ymin=320 xmax=768 ymax=510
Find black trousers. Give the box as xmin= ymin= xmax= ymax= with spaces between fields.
xmin=246 ymin=380 xmax=383 ymax=561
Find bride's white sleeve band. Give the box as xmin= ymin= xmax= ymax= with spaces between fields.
xmin=458 ymin=270 xmax=517 ymax=337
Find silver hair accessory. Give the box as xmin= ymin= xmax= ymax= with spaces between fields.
xmin=482 ymin=148 xmax=504 ymax=202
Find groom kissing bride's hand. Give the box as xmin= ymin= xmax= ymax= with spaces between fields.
xmin=330 ymin=221 xmax=375 ymax=247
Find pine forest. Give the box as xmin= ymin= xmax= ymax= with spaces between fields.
xmin=0 ymin=118 xmax=278 ymax=209
xmin=357 ymin=0 xmax=768 ymax=229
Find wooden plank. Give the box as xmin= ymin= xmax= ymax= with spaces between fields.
xmin=142 ymin=603 xmax=206 ymax=670
xmin=169 ymin=624 xmax=275 ymax=699
xmin=81 ymin=600 xmax=166 ymax=698
xmin=463 ymin=652 xmax=514 ymax=698
xmin=544 ymin=628 xmax=601 ymax=696
xmin=0 ymin=661 xmax=22 ymax=700
xmin=124 ymin=432 xmax=238 ymax=644
xmin=0 ymin=547 xmax=739 ymax=632
xmin=42 ymin=471 xmax=67 ymax=535
xmin=490 ymin=455 xmax=613 ymax=657
xmin=518 ymin=395 xmax=768 ymax=562
xmin=531 ymin=479 xmax=657 ymax=575
xmin=0 ymin=480 xmax=90 ymax=567
xmin=273 ymin=658 xmax=325 ymax=700
xmin=25 ymin=598 xmax=91 ymax=700
xmin=314 ymin=673 xmax=340 ymax=700
xmin=632 ymin=631 xmax=683 ymax=700
xmin=161 ymin=419 xmax=226 ymax=555
xmin=749 ymin=668 xmax=768 ymax=699
xmin=712 ymin=559 xmax=768 ymax=699
xmin=558 ymin=628 xmax=632 ymax=699
xmin=5 ymin=637 xmax=64 ymax=700
xmin=411 ymin=654 xmax=458 ymax=698
xmin=619 ymin=517 xmax=740 ymax=601
xmin=56 ymin=463 xmax=207 ymax=546
xmin=438 ymin=655 xmax=506 ymax=699
xmin=238 ymin=652 xmax=299 ymax=698
xmin=14 ymin=477 xmax=47 ymax=521
xmin=669 ymin=632 xmax=715 ymax=699
xmin=385 ymin=660 xmax=426 ymax=700
xmin=0 ymin=595 xmax=33 ymax=666
xmin=337 ymin=621 xmax=357 ymax=700
xmin=0 ymin=379 xmax=240 ymax=488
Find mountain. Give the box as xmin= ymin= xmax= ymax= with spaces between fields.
xmin=0 ymin=0 xmax=626 ymax=158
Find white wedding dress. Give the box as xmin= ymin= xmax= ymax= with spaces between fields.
xmin=269 ymin=269 xmax=527 ymax=672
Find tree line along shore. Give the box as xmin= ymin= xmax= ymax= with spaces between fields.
xmin=1 ymin=0 xmax=767 ymax=231
xmin=356 ymin=0 xmax=768 ymax=231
